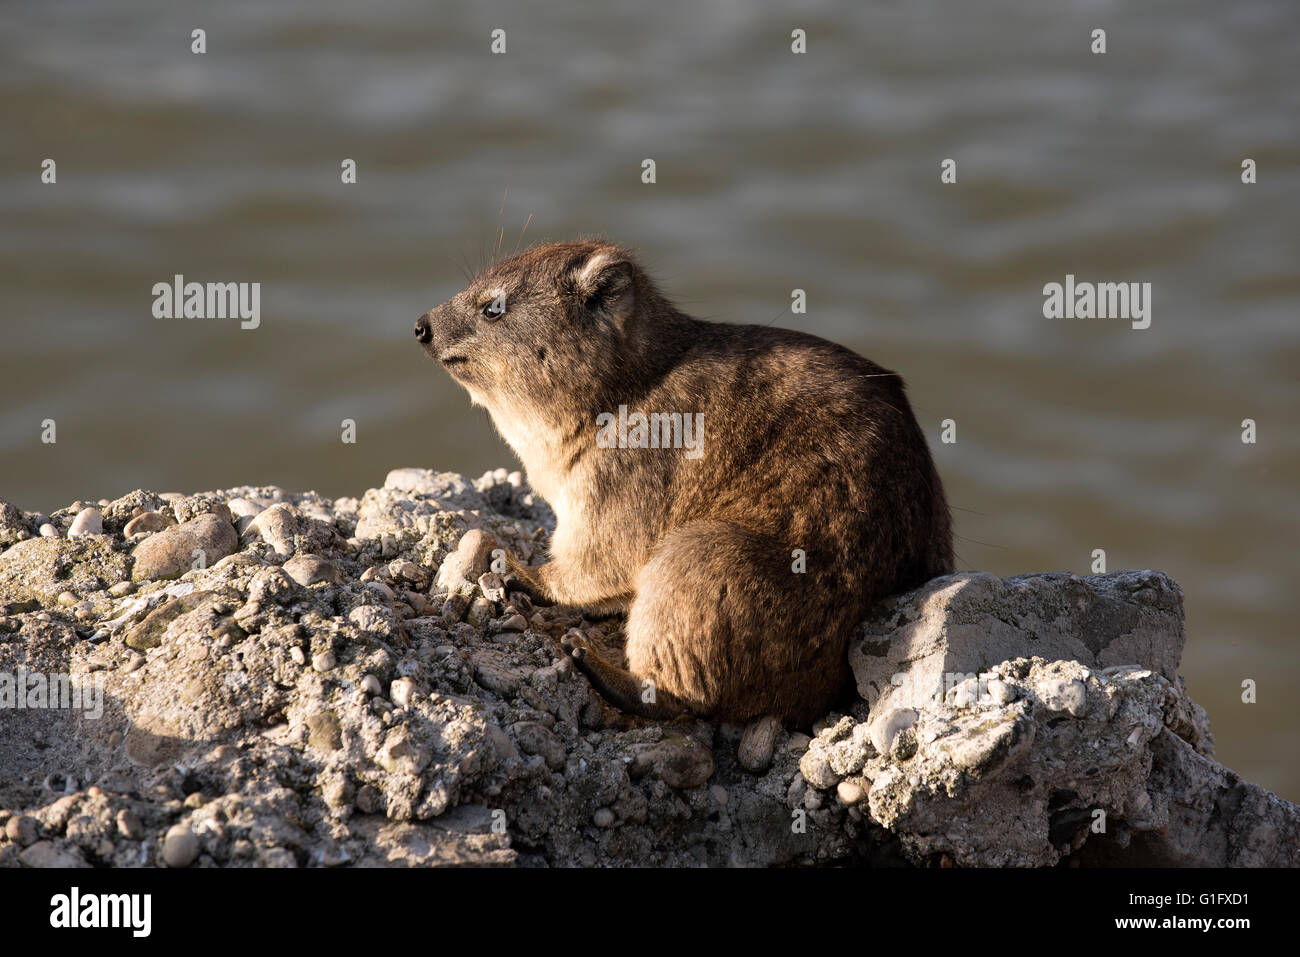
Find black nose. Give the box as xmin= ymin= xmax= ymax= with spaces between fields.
xmin=414 ymin=314 xmax=432 ymax=344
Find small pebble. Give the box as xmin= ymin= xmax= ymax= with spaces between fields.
xmin=121 ymin=653 xmax=145 ymax=674
xmin=67 ymin=507 xmax=103 ymax=538
xmin=390 ymin=677 xmax=416 ymax=708
xmin=360 ymin=674 xmax=382 ymax=696
xmin=162 ymin=824 xmax=199 ymax=867
xmin=123 ymin=511 xmax=169 ymax=536
xmin=290 ymin=647 xmax=306 ymax=666
xmin=55 ymin=591 xmax=78 ymax=607
xmin=837 ymin=780 xmax=867 ymax=805
xmin=116 ymin=809 xmax=143 ymax=840
xmin=5 ymin=814 xmax=38 ymax=847
xmin=592 ymin=808 xmax=616 ymax=828
xmin=108 ymin=581 xmax=134 ymax=597
xmin=312 ymin=651 xmax=336 ymax=673
xmin=498 ymin=613 xmax=527 ymax=632
xmin=478 ymin=572 xmax=507 ymax=602
xmin=389 ymin=560 xmax=423 ymax=581
xmin=39 ymin=523 xmax=58 ymax=538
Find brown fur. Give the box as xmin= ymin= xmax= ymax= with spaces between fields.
xmin=416 ymin=240 xmax=952 ymax=725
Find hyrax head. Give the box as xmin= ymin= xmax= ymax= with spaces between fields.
xmin=415 ymin=240 xmax=643 ymax=415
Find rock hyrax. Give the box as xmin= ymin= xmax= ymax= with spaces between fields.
xmin=415 ymin=240 xmax=952 ymax=725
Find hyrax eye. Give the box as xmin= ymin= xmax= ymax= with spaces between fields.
xmin=482 ymin=292 xmax=507 ymax=321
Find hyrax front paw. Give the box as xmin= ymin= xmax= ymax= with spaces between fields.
xmin=503 ymin=555 xmax=555 ymax=606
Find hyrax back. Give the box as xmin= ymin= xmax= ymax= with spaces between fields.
xmin=416 ymin=240 xmax=952 ymax=725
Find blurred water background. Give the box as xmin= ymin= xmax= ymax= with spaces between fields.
xmin=1 ymin=0 xmax=1297 ymax=798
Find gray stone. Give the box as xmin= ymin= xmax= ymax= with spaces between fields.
xmin=67 ymin=507 xmax=103 ymax=538
xmin=242 ymin=503 xmax=299 ymax=557
xmin=283 ymin=554 xmax=342 ymax=587
xmin=132 ymin=513 xmax=239 ymax=582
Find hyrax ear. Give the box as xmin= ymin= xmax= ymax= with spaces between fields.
xmin=568 ymin=251 xmax=635 ymax=327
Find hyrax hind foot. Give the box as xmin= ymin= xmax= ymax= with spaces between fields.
xmin=560 ymin=631 xmax=688 ymax=721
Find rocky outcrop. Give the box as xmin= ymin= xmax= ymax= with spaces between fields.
xmin=0 ymin=469 xmax=1295 ymax=868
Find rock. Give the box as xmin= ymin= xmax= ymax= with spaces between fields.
xmin=436 ymin=530 xmax=498 ymax=593
xmin=850 ymin=570 xmax=1187 ymax=719
xmin=162 ymin=825 xmax=200 ymax=867
xmin=38 ymin=523 xmax=58 ymax=538
xmin=478 ymin=572 xmax=507 ymax=602
xmin=868 ymin=708 xmax=917 ymax=756
xmin=116 ymin=809 xmax=144 ymax=840
xmin=497 ymin=612 xmax=527 ymax=632
xmin=390 ymin=677 xmax=416 ymax=709
xmin=132 ymin=513 xmax=239 ymax=582
xmin=347 ymin=604 xmax=392 ymax=636
xmin=283 ymin=555 xmax=343 ymax=586
xmin=513 ymin=721 xmax=565 ymax=771
xmin=0 ymin=474 xmax=1293 ymax=870
xmin=19 ymin=841 xmax=88 ymax=868
xmin=737 ymin=715 xmax=782 ymax=772
xmin=307 ymin=712 xmax=343 ymax=751
xmin=171 ymin=494 xmax=232 ymax=526
xmin=242 ymin=503 xmax=299 ymax=558
xmin=67 ymin=507 xmax=103 ymax=538
xmin=123 ymin=510 xmax=170 ymax=536
xmin=837 ymin=780 xmax=867 ymax=805
xmin=630 ymin=736 xmax=714 ymax=790
xmin=5 ymin=814 xmax=38 ymax=846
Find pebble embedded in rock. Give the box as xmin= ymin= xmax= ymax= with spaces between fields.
xmin=435 ymin=529 xmax=498 ymax=593
xmin=38 ymin=523 xmax=58 ymax=538
xmin=1039 ymin=677 xmax=1087 ymax=717
xmin=869 ymin=707 xmax=919 ymax=756
xmin=389 ymin=560 xmax=423 ymax=582
xmin=242 ymin=502 xmax=299 ymax=557
xmin=123 ymin=511 xmax=169 ymax=537
xmin=498 ymin=613 xmax=527 ymax=632
xmin=5 ymin=814 xmax=38 ymax=847
xmin=360 ymin=674 xmax=382 ymax=696
xmin=837 ymin=780 xmax=867 ymax=805
xmin=390 ymin=677 xmax=416 ymax=708
xmin=283 ymin=554 xmax=343 ymax=587
xmin=162 ymin=824 xmax=199 ymax=867
xmin=737 ymin=714 xmax=782 ymax=772
xmin=593 ymin=808 xmax=615 ymax=828
xmin=312 ymin=651 xmax=336 ymax=673
xmin=290 ymin=646 xmax=306 ymax=666
xmin=67 ymin=507 xmax=103 ymax=538
xmin=347 ymin=604 xmax=393 ymax=635
xmin=115 ymin=809 xmax=144 ymax=840
xmin=131 ymin=513 xmax=239 ymax=582
xmin=478 ymin=572 xmax=507 ymax=602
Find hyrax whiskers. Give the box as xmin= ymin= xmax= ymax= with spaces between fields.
xmin=416 ymin=240 xmax=952 ymax=725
